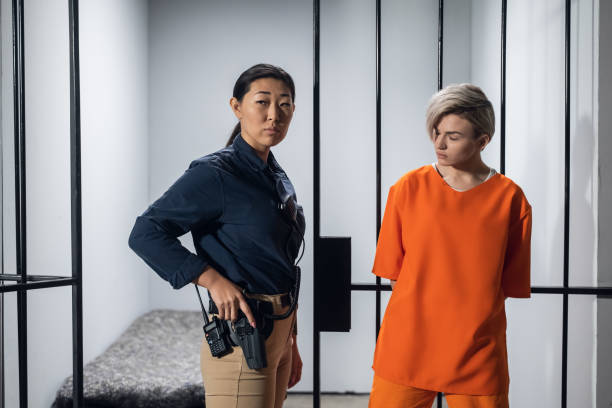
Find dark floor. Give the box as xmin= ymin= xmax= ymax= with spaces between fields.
xmin=284 ymin=394 xmax=369 ymax=408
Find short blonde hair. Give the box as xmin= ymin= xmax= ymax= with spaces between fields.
xmin=425 ymin=83 xmax=495 ymax=140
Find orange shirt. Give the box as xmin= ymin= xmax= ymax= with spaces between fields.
xmin=372 ymin=165 xmax=531 ymax=395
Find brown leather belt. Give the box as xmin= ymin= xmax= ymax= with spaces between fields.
xmin=208 ymin=293 xmax=290 ymax=314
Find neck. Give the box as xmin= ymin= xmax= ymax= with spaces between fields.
xmin=241 ymin=133 xmax=270 ymax=163
xmin=437 ymin=155 xmax=489 ymax=178
xmin=254 ymin=149 xmax=269 ymax=163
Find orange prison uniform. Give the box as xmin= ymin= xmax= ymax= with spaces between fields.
xmin=371 ymin=165 xmax=531 ymax=396
xmin=370 ymin=374 xmax=509 ymax=408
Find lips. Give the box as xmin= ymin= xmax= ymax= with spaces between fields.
xmin=436 ymin=152 xmax=447 ymax=159
xmin=265 ymin=128 xmax=280 ymax=134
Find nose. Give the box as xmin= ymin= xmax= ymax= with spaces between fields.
xmin=267 ymin=104 xmax=280 ymax=123
xmin=435 ymin=134 xmax=447 ymax=150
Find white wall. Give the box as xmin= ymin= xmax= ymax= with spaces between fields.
xmin=504 ymin=0 xmax=599 ymax=406
xmin=1 ymin=0 xmax=150 ymax=406
xmin=597 ymin=0 xmax=612 ymax=406
xmin=597 ymin=0 xmax=611 ymax=287
xmin=79 ymin=0 xmax=150 ymax=366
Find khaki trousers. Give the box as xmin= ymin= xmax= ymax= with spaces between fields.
xmin=200 ymin=294 xmax=296 ymax=408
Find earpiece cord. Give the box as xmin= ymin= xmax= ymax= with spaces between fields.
xmin=265 ymin=218 xmax=305 ymax=320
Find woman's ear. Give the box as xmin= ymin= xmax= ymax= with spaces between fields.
xmin=479 ymin=134 xmax=491 ymax=151
xmin=229 ymin=97 xmax=242 ymax=120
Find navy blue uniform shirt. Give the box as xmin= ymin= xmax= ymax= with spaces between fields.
xmin=128 ymin=134 xmax=305 ymax=294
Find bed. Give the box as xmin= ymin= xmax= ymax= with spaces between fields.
xmin=52 ymin=309 xmax=205 ymax=408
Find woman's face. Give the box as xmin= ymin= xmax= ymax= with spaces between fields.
xmin=230 ymin=77 xmax=295 ymax=155
xmin=433 ymin=114 xmax=489 ymax=166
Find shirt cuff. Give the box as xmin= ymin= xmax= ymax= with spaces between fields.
xmin=173 ymin=254 xmax=209 ymax=289
xmin=372 ymin=268 xmax=399 ymax=281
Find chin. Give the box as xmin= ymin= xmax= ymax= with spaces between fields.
xmin=259 ymin=134 xmax=286 ymax=148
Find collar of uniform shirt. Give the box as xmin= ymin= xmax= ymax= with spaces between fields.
xmin=233 ymin=133 xmax=280 ymax=173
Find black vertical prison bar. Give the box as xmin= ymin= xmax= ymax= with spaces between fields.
xmin=561 ymin=0 xmax=571 ymax=406
xmin=374 ymin=0 xmax=382 ymax=339
xmin=436 ymin=1 xmax=443 ymax=407
xmin=500 ymin=0 xmax=507 ymax=175
xmin=1 ymin=0 xmax=84 ymax=406
xmin=12 ymin=0 xmax=27 ymax=406
xmin=437 ymin=0 xmax=443 ymax=91
xmin=69 ymin=0 xmax=84 ymax=406
xmin=312 ymin=0 xmax=320 ymax=406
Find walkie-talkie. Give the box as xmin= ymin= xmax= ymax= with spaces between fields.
xmin=195 ymin=285 xmax=233 ymax=358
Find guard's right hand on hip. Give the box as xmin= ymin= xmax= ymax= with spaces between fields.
xmin=194 ymin=266 xmax=256 ymax=328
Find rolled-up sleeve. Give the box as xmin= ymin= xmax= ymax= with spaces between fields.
xmin=128 ymin=160 xmax=223 ymax=289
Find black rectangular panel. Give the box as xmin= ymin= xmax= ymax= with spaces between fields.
xmin=314 ymin=237 xmax=351 ymax=332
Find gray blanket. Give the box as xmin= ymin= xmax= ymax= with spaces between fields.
xmin=52 ymin=310 xmax=205 ymax=408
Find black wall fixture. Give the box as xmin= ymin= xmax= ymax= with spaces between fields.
xmin=0 ymin=1 xmax=84 ymax=407
xmin=314 ymin=238 xmax=351 ymax=333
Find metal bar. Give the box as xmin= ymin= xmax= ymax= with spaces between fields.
xmin=289 ymin=391 xmax=371 ymax=396
xmin=352 ymin=283 xmax=612 ymax=296
xmin=0 ymin=274 xmax=76 ymax=282
xmin=312 ymin=0 xmax=320 ymax=406
xmin=437 ymin=0 xmax=444 ymax=90
xmin=375 ymin=276 xmax=381 ymax=332
xmin=0 ymin=288 xmax=3 ymax=408
xmin=0 ymin=285 xmax=3 ymax=408
xmin=12 ymin=0 xmax=27 ymax=406
xmin=561 ymin=1 xmax=571 ymax=405
xmin=500 ymin=0 xmax=507 ymax=174
xmin=531 ymin=287 xmax=612 ymax=295
xmin=352 ymin=284 xmax=392 ymax=291
xmin=375 ymin=0 xmax=382 ymax=339
xmin=68 ymin=0 xmax=84 ymax=406
xmin=0 ymin=278 xmax=78 ymax=294
xmin=0 ymin=53 xmax=3 ymax=408
xmin=436 ymin=4 xmax=444 ymax=404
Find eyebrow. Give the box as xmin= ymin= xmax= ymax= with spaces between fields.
xmin=435 ymin=128 xmax=463 ymax=136
xmin=255 ymin=91 xmax=291 ymax=97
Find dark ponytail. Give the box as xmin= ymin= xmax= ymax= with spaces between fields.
xmin=227 ymin=123 xmax=242 ymax=147
xmin=225 ymin=63 xmax=296 ymax=147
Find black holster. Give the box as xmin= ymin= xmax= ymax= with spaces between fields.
xmin=209 ymin=296 xmax=274 ymax=369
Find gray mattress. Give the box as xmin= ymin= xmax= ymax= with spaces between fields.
xmin=52 ymin=309 xmax=205 ymax=408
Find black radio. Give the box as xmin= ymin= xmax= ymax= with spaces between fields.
xmin=203 ymin=315 xmax=233 ymax=358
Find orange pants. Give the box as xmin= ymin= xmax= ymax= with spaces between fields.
xmin=369 ymin=375 xmax=509 ymax=408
